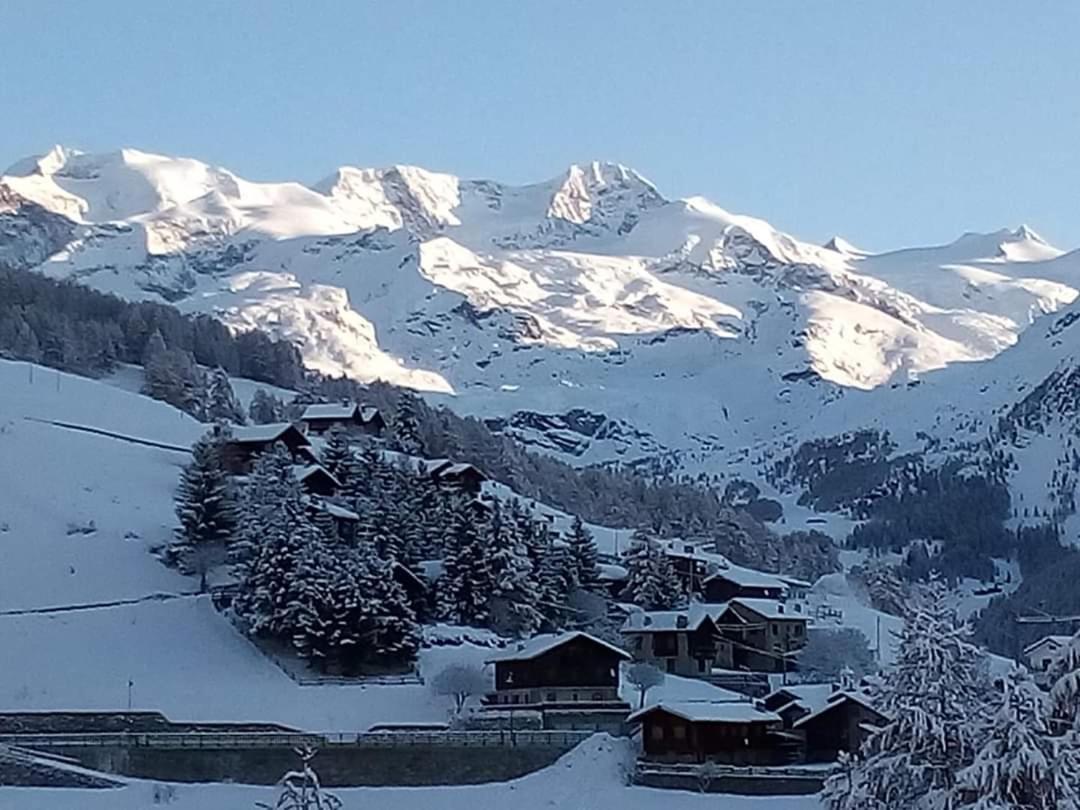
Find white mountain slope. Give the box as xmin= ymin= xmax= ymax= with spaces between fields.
xmin=3 ymin=145 xmax=1078 ymax=475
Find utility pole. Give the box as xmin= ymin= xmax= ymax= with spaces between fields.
xmin=127 ymin=679 xmax=134 ymax=711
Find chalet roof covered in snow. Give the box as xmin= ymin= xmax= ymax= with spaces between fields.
xmin=766 ymin=683 xmax=837 ymax=716
xmin=301 ymin=402 xmax=382 ymax=423
xmin=627 ymin=700 xmax=778 ymax=725
xmin=792 ymin=691 xmax=880 ymax=728
xmin=729 ymin=598 xmax=808 ymax=621
xmin=227 ymin=423 xmax=309 ymax=445
xmin=621 ymin=603 xmax=725 ymax=633
xmin=486 ymin=631 xmax=630 ymax=663
xmin=1023 ymin=634 xmax=1073 ymax=655
xmin=292 ymin=464 xmax=340 ymax=488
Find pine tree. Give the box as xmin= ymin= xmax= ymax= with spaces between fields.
xmin=249 ymin=388 xmax=285 ymax=424
xmin=231 ymin=443 xmax=301 ymax=571
xmin=957 ymin=668 xmax=1080 ymax=810
xmin=566 ymin=515 xmax=601 ymax=593
xmin=621 ymin=532 xmax=683 ymax=610
xmin=486 ymin=501 xmax=542 ymax=636
xmin=170 ymin=432 xmax=236 ymax=592
xmin=392 ymin=395 xmax=423 ymax=456
xmin=437 ymin=502 xmax=494 ymax=625
xmin=537 ymin=534 xmax=575 ymax=629
xmin=822 ymin=580 xmax=985 ymax=810
xmin=319 ymin=425 xmax=352 ymax=481
xmin=232 ymin=476 xmax=316 ymax=641
xmin=205 ymin=366 xmax=246 ymax=424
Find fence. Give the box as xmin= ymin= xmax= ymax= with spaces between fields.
xmin=0 ymin=730 xmax=592 ymax=751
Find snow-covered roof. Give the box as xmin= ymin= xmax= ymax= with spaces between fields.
xmin=628 ymin=700 xmax=780 ymax=725
xmin=310 ymin=499 xmax=359 ymax=521
xmin=703 ymin=565 xmax=789 ymax=590
xmin=792 ymin=691 xmax=880 ymax=728
xmin=442 ymin=462 xmax=483 ymax=477
xmin=228 ymin=423 xmax=308 ymax=445
xmin=597 ymin=562 xmax=628 ymax=582
xmin=292 ymin=464 xmax=340 ymax=487
xmin=302 ymin=403 xmax=359 ymax=420
xmin=419 ymin=458 xmax=452 ymax=475
xmin=766 ymin=683 xmax=837 ymax=716
xmin=301 ymin=402 xmax=383 ymax=423
xmin=729 ymin=598 xmax=808 ymax=621
xmin=486 ymin=631 xmax=630 ymax=663
xmin=1023 ymin=635 xmax=1072 ymax=656
xmin=621 ymin=603 xmax=727 ymax=633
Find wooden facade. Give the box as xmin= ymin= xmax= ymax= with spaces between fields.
xmin=794 ymin=694 xmax=886 ymax=762
xmin=703 ymin=573 xmax=786 ymax=603
xmin=485 ymin=633 xmax=630 ymax=708
xmin=300 ymin=403 xmax=386 ymax=437
xmin=630 ymin=703 xmax=792 ymax=765
xmin=219 ymin=423 xmax=313 ymax=475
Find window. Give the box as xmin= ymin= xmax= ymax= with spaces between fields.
xmin=771 ymin=623 xmax=779 ymax=635
xmin=651 ymin=725 xmax=664 ymax=741
xmin=592 ymin=691 xmax=603 ymax=701
xmin=546 ymin=692 xmax=556 ymax=702
xmin=794 ymin=624 xmax=804 ymax=636
xmin=572 ymin=692 xmax=579 ymax=701
xmin=673 ymin=724 xmax=686 ymax=740
xmin=698 ymin=657 xmax=707 ymax=673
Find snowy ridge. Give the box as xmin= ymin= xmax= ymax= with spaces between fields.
xmin=4 ymin=145 xmax=1079 ymax=486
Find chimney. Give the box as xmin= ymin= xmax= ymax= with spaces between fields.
xmin=777 ymin=604 xmax=784 ymax=614
xmin=676 ymin=615 xmax=688 ymax=629
xmin=643 ymin=616 xmax=652 ymax=627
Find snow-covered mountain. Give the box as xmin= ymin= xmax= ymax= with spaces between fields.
xmin=3 ymin=145 xmax=1079 ymax=484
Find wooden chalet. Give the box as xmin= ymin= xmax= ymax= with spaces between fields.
xmin=484 ymin=632 xmax=630 ymax=710
xmin=300 ymin=402 xmax=385 ymax=437
xmin=792 ymin=692 xmax=885 ymax=762
xmin=763 ymin=683 xmax=838 ymax=727
xmin=219 ymin=423 xmax=314 ymax=475
xmin=1023 ymin=635 xmax=1072 ymax=674
xmin=711 ymin=599 xmax=808 ymax=673
xmin=621 ymin=606 xmax=725 ymax=678
xmin=421 ymin=459 xmax=488 ymax=495
xmin=628 ymin=701 xmax=795 ymax=765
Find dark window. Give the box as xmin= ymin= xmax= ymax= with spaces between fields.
xmin=795 ymin=624 xmax=804 ymax=636
xmin=546 ymin=691 xmax=556 ymax=702
xmin=592 ymin=691 xmax=603 ymax=701
xmin=771 ymin=623 xmax=779 ymax=635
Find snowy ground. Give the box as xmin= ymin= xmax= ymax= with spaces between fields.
xmin=0 ymin=735 xmax=823 ymax=810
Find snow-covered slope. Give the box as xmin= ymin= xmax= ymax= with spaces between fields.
xmin=4 ymin=145 xmax=1079 ymax=480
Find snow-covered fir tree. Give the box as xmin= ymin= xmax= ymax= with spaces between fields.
xmin=249 ymin=388 xmax=286 ymax=424
xmin=232 ymin=473 xmax=320 ymax=640
xmin=391 ymin=395 xmax=424 ymax=455
xmin=566 ymin=515 xmax=601 ymax=593
xmin=170 ymin=431 xmax=236 ymax=592
xmin=957 ymin=667 xmax=1079 ymax=810
xmin=230 ymin=442 xmax=297 ymax=570
xmin=319 ymin=425 xmax=352 ymax=481
xmin=822 ymin=579 xmax=986 ymax=810
xmin=437 ymin=502 xmax=495 ymax=626
xmin=1049 ymin=631 xmax=1080 ymax=731
xmin=205 ymin=366 xmax=246 ymax=424
xmin=621 ymin=531 xmax=683 ymax=610
xmin=485 ymin=501 xmax=542 ymax=637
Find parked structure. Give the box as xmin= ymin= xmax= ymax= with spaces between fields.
xmin=299 ymin=402 xmax=385 ymax=437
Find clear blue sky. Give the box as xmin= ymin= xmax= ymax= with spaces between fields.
xmin=4 ymin=1 xmax=1078 ymax=251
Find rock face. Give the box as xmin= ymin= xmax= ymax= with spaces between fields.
xmin=3 ymin=144 xmax=1080 ymax=488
